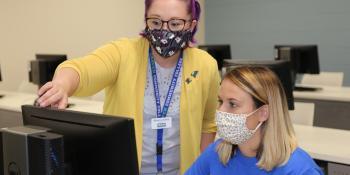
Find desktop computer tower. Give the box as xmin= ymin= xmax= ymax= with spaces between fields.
xmin=1 ymin=126 xmax=64 ymax=175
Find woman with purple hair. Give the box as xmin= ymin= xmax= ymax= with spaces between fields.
xmin=36 ymin=0 xmax=220 ymax=174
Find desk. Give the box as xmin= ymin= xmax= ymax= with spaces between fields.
xmin=0 ymin=90 xmax=103 ymax=128
xmin=295 ymin=124 xmax=350 ymax=165
xmin=1 ymin=91 xmax=350 ymax=170
xmin=293 ymin=85 xmax=350 ymax=102
xmin=293 ymin=86 xmax=350 ymax=130
xmin=295 ymin=124 xmax=350 ymax=174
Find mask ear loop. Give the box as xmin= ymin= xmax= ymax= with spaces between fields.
xmin=245 ymin=107 xmax=264 ymax=131
xmin=252 ymin=122 xmax=263 ymax=132
xmin=245 ymin=107 xmax=261 ymax=118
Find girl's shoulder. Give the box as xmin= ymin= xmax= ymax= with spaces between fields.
xmin=275 ymin=147 xmax=324 ymax=175
xmin=201 ymin=139 xmax=224 ymax=158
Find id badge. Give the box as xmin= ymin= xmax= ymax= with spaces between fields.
xmin=151 ymin=117 xmax=172 ymax=129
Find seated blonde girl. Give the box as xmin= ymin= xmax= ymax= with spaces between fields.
xmin=185 ymin=66 xmax=323 ymax=175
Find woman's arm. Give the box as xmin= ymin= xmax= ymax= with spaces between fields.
xmin=201 ymin=59 xmax=221 ymax=150
xmin=37 ymin=41 xmax=123 ymax=108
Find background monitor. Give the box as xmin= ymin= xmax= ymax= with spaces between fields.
xmin=22 ymin=105 xmax=139 ymax=175
xmin=198 ymin=44 xmax=231 ymax=70
xmin=0 ymin=65 xmax=3 ymax=98
xmin=223 ymin=59 xmax=294 ymax=110
xmin=29 ymin=54 xmax=67 ymax=86
xmin=274 ymin=45 xmax=320 ymax=84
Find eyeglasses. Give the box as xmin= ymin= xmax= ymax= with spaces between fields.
xmin=146 ymin=18 xmax=192 ymax=32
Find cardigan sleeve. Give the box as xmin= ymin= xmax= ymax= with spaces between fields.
xmin=201 ymin=60 xmax=220 ymax=133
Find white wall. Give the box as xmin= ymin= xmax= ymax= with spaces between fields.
xmin=0 ymin=0 xmax=205 ymax=92
xmin=205 ymin=0 xmax=350 ymax=86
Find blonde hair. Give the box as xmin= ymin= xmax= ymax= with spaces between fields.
xmin=216 ymin=66 xmax=297 ymax=171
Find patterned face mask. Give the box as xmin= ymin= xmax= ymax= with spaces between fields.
xmin=144 ymin=28 xmax=192 ymax=58
xmin=215 ymin=109 xmax=263 ymax=145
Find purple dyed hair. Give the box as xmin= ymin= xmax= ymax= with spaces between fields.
xmin=142 ymin=0 xmax=201 ymax=43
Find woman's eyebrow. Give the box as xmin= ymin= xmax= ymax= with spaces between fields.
xmin=227 ymin=97 xmax=240 ymax=103
xmin=147 ymin=14 xmax=161 ymax=18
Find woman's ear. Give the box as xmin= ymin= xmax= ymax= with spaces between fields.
xmin=258 ymin=105 xmax=269 ymax=122
xmin=187 ymin=20 xmax=198 ymax=47
xmin=190 ymin=20 xmax=197 ymax=31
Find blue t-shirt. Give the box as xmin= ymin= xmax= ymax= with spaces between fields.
xmin=185 ymin=139 xmax=323 ymax=175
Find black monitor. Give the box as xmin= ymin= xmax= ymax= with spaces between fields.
xmin=29 ymin=54 xmax=67 ymax=86
xmin=274 ymin=45 xmax=320 ymax=90
xmin=21 ymin=105 xmax=139 ymax=175
xmin=0 ymin=65 xmax=3 ymax=98
xmin=0 ymin=64 xmax=2 ymax=82
xmin=198 ymin=44 xmax=231 ymax=70
xmin=223 ymin=59 xmax=294 ymax=110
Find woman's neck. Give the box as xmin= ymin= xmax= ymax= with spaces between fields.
xmin=238 ymin=129 xmax=262 ymax=157
xmin=151 ymin=47 xmax=181 ymax=68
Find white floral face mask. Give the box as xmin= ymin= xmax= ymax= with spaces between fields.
xmin=216 ymin=109 xmax=263 ymax=145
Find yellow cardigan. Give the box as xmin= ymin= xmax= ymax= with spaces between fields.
xmin=58 ymin=37 xmax=220 ymax=174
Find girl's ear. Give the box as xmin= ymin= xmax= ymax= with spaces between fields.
xmin=258 ymin=105 xmax=269 ymax=122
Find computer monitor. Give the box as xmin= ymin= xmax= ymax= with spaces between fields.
xmin=198 ymin=44 xmax=231 ymax=70
xmin=29 ymin=54 xmax=67 ymax=86
xmin=223 ymin=59 xmax=294 ymax=110
xmin=0 ymin=65 xmax=3 ymax=98
xmin=21 ymin=105 xmax=139 ymax=175
xmin=274 ymin=45 xmax=320 ymax=88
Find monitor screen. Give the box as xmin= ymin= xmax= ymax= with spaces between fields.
xmin=223 ymin=59 xmax=294 ymax=110
xmin=29 ymin=54 xmax=67 ymax=86
xmin=198 ymin=44 xmax=231 ymax=70
xmin=21 ymin=105 xmax=139 ymax=175
xmin=274 ymin=45 xmax=320 ymax=76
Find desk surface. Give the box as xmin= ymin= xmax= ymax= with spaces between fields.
xmin=0 ymin=90 xmax=103 ymax=114
xmin=293 ymin=85 xmax=350 ymax=102
xmin=295 ymin=124 xmax=350 ymax=165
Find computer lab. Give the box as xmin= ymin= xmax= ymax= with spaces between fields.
xmin=1 ymin=1 xmax=350 ymax=175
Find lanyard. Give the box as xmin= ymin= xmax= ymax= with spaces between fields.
xmin=149 ymin=48 xmax=182 ymax=174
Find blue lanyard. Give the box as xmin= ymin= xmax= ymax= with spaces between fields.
xmin=148 ymin=47 xmax=182 ymax=173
